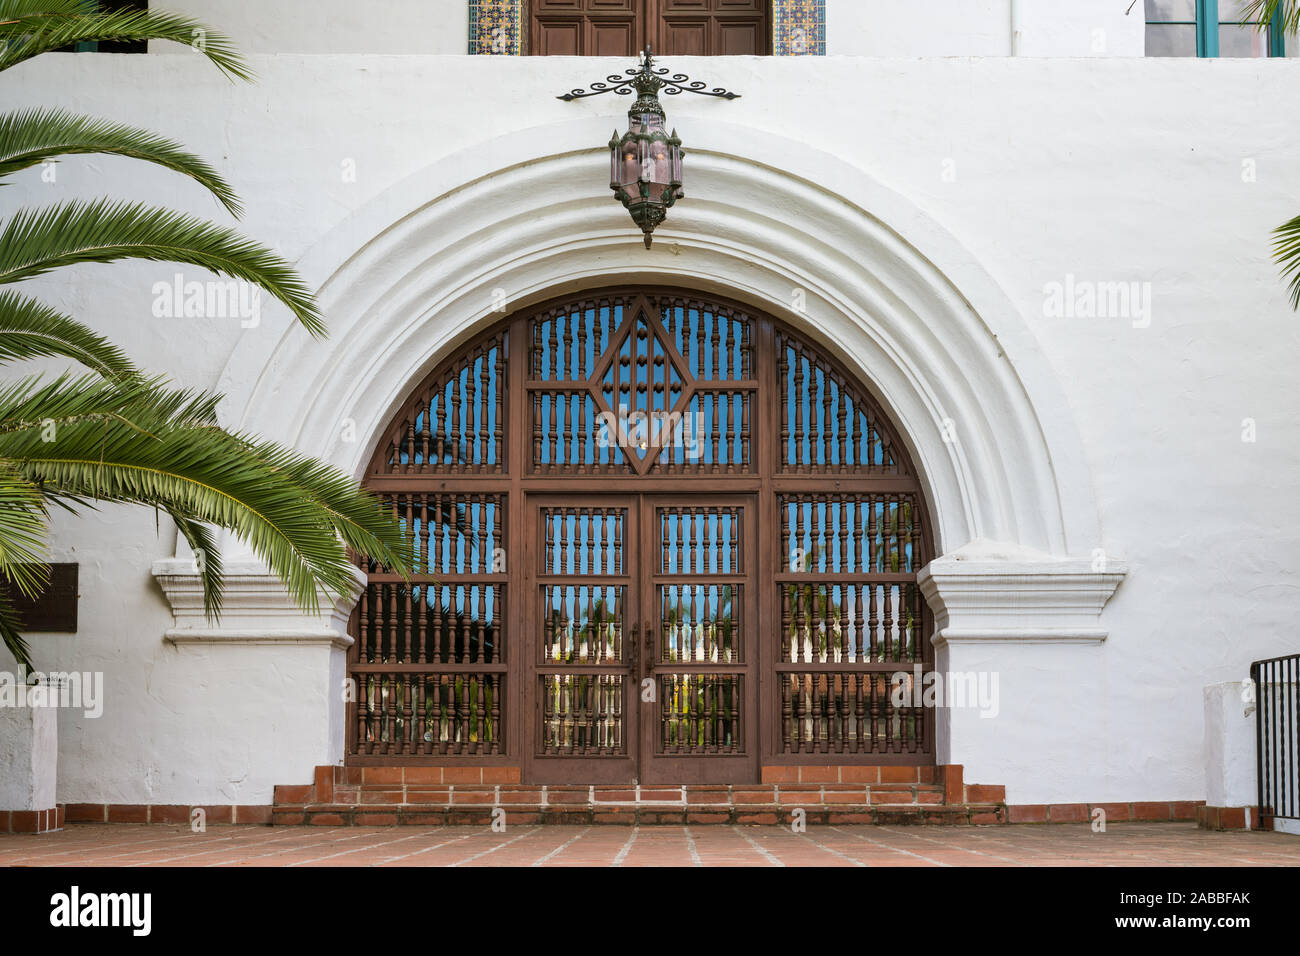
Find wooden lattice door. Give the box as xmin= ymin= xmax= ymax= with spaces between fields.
xmin=526 ymin=494 xmax=757 ymax=784
xmin=351 ymin=287 xmax=934 ymax=779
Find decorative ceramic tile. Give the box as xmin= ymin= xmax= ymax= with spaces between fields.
xmin=468 ymin=0 xmax=523 ymax=55
xmin=773 ymin=0 xmax=826 ymax=56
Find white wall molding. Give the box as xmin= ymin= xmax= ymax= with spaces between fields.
xmin=919 ymin=540 xmax=1126 ymax=645
xmin=152 ymin=559 xmax=362 ymax=649
xmin=211 ymin=119 xmax=1107 ymax=567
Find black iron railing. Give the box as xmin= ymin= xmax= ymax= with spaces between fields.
xmin=1252 ymin=654 xmax=1300 ymax=822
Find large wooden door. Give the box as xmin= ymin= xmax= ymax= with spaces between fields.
xmin=350 ymin=287 xmax=935 ymax=779
xmin=530 ymin=0 xmax=770 ymax=56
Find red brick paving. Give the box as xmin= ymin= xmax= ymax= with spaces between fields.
xmin=0 ymin=823 xmax=1297 ymax=867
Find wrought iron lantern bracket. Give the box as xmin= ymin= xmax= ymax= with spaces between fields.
xmin=557 ymin=47 xmax=740 ymax=248
xmin=557 ymin=46 xmax=742 ymax=103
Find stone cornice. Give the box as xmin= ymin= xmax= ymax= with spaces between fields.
xmin=918 ymin=542 xmax=1127 ymax=646
xmin=152 ymin=560 xmax=363 ymax=650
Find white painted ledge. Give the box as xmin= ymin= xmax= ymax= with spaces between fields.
xmin=152 ymin=559 xmax=363 ymax=649
xmin=918 ymin=539 xmax=1127 ymax=645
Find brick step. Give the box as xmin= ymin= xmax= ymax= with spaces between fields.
xmin=294 ymin=783 xmax=946 ymax=806
xmin=329 ymin=783 xmax=943 ymax=801
xmin=269 ymin=765 xmax=1004 ymax=826
xmin=271 ymin=803 xmax=1007 ymax=827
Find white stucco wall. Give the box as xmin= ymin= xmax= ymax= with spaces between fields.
xmin=156 ymin=0 xmax=469 ymax=54
xmin=3 ymin=51 xmax=1299 ymax=806
xmin=828 ymin=0 xmax=1145 ymax=57
xmin=154 ymin=0 xmax=1145 ymax=58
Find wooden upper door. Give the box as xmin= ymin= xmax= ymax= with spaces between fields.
xmin=530 ymin=0 xmax=770 ymax=56
xmin=532 ymin=0 xmax=645 ymax=56
xmin=656 ymin=0 xmax=769 ymax=56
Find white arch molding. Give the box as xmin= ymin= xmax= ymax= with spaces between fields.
xmin=153 ymin=120 xmax=1126 ymax=773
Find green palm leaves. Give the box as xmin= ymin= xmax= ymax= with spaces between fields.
xmin=0 ymin=2 xmax=409 ymax=671
xmin=1239 ymin=1 xmax=1300 ymax=36
xmin=0 ymin=199 xmax=323 ymax=333
xmin=1271 ymin=213 xmax=1300 ymax=309
xmin=0 ymin=109 xmax=243 ymax=215
xmin=0 ymin=0 xmax=250 ymax=78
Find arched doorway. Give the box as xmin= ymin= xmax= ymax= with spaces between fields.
xmin=349 ymin=286 xmax=934 ymax=784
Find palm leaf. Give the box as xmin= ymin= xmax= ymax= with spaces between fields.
xmin=0 ymin=588 xmax=30 ymax=673
xmin=0 ymin=460 xmax=49 ymax=671
xmin=0 ymin=199 xmax=323 ymax=335
xmin=2 ymin=420 xmax=405 ymax=611
xmin=1273 ymin=212 xmax=1300 ymax=309
xmin=0 ymin=372 xmax=219 ymax=436
xmin=167 ymin=508 xmax=223 ymax=619
xmin=0 ymin=464 xmax=49 ymax=603
xmin=0 ymin=289 xmax=138 ymax=378
xmin=0 ymin=108 xmax=241 ymax=216
xmin=247 ymin=442 xmax=414 ymax=575
xmin=0 ymin=1 xmax=250 ymax=80
xmin=1236 ymin=1 xmax=1300 ymax=33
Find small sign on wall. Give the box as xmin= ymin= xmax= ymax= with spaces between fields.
xmin=1 ymin=563 xmax=78 ymax=632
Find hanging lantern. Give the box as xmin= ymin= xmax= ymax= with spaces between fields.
xmin=607 ymin=52 xmax=684 ymax=249
xmin=560 ymin=46 xmax=739 ymax=249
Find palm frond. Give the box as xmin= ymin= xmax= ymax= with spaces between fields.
xmin=0 ymin=464 xmax=49 ymax=602
xmin=0 ymin=587 xmax=31 ymax=673
xmin=1235 ymin=1 xmax=1300 ymax=33
xmin=3 ymin=420 xmax=407 ymax=611
xmin=168 ymin=508 xmax=223 ymax=619
xmin=0 ymin=1 xmax=250 ymax=79
xmin=0 ymin=199 xmax=323 ymax=336
xmin=1273 ymin=212 xmax=1300 ymax=309
xmin=0 ymin=372 xmax=218 ymax=436
xmin=0 ymin=108 xmax=241 ymax=216
xmin=0 ymin=289 xmax=138 ymax=378
xmin=242 ymin=440 xmax=414 ymax=575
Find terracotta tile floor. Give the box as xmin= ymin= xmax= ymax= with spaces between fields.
xmin=1 ymin=823 xmax=1298 ymax=867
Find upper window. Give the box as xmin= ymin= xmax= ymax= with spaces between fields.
xmin=1146 ymin=0 xmax=1285 ymax=57
xmin=531 ymin=0 xmax=771 ymax=57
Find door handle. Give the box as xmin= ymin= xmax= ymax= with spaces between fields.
xmin=627 ymin=623 xmax=638 ymax=673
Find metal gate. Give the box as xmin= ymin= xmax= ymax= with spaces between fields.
xmin=347 ymin=287 xmax=933 ymax=780
xmin=1253 ymin=654 xmax=1299 ymax=824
